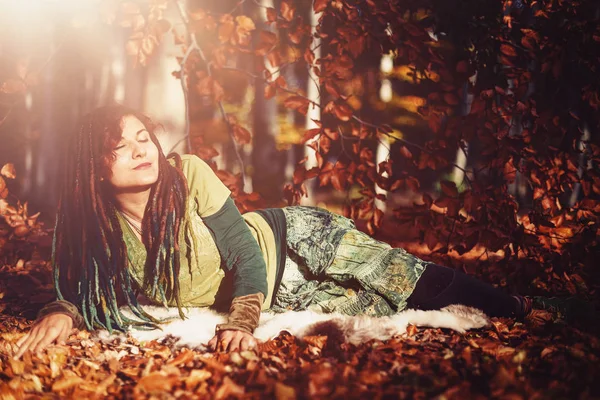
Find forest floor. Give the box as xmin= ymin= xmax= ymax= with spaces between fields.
xmin=0 ymin=217 xmax=599 ymax=399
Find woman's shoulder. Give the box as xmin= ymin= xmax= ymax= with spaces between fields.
xmin=170 ymin=154 xmax=231 ymax=216
xmin=179 ymin=154 xmax=202 ymax=164
xmin=170 ymin=154 xmax=230 ymax=195
xmin=168 ymin=153 xmax=202 ymax=167
xmin=169 ymin=154 xmax=212 ymax=179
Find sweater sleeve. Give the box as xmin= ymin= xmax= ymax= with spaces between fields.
xmin=36 ymin=300 xmax=86 ymax=330
xmin=203 ymin=197 xmax=268 ymax=300
xmin=179 ymin=154 xmax=231 ymax=218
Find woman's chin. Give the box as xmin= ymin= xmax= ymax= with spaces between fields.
xmin=113 ymin=180 xmax=158 ymax=194
xmin=128 ymin=173 xmax=159 ymax=188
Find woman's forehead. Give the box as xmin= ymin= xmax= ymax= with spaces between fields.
xmin=120 ymin=115 xmax=148 ymax=138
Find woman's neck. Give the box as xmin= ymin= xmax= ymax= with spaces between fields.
xmin=113 ymin=189 xmax=151 ymax=222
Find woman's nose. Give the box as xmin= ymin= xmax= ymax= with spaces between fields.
xmin=132 ymin=142 xmax=147 ymax=158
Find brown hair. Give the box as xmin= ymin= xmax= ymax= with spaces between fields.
xmin=52 ymin=105 xmax=188 ymax=332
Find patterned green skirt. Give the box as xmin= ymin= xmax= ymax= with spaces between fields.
xmin=271 ymin=206 xmax=428 ymax=317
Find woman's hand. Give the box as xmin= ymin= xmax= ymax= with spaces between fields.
xmin=208 ymin=329 xmax=258 ymax=352
xmin=13 ymin=313 xmax=74 ymax=359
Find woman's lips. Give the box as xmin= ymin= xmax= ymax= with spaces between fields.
xmin=134 ymin=162 xmax=152 ymax=170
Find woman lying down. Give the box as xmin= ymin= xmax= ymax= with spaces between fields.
xmin=14 ymin=105 xmax=574 ymax=358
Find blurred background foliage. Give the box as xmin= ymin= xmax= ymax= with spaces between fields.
xmin=1 ymin=0 xmax=599 ymax=297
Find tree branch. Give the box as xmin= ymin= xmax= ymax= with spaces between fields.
xmin=174 ymin=0 xmax=246 ymax=183
xmin=220 ymin=64 xmax=474 ymax=184
xmin=168 ymin=38 xmax=195 ymax=154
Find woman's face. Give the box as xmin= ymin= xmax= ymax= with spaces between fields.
xmin=107 ymin=115 xmax=160 ymax=192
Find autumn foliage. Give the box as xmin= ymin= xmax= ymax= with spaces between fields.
xmin=94 ymin=0 xmax=600 ymax=296
xmin=0 ymin=164 xmax=43 ymax=247
xmin=0 ymin=1 xmax=600 ymax=396
xmin=0 ymin=1 xmax=597 ymax=290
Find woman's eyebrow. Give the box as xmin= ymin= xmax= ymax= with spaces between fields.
xmin=118 ymin=129 xmax=148 ymax=141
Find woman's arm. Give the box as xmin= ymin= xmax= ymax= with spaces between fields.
xmin=35 ymin=300 xmax=85 ymax=329
xmin=207 ymin=292 xmax=263 ymax=352
xmin=203 ymin=198 xmax=267 ymax=350
xmin=203 ymin=197 xmax=268 ymax=300
xmin=181 ymin=155 xmax=267 ymax=350
xmin=13 ymin=300 xmax=83 ymax=359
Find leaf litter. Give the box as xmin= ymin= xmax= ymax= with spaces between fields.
xmin=0 ymin=231 xmax=598 ymax=399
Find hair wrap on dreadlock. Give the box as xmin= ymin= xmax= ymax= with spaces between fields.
xmin=52 ymin=105 xmax=189 ymax=333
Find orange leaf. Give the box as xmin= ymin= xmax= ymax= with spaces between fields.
xmin=313 ymin=0 xmax=328 ymax=13
xmin=373 ymin=208 xmax=384 ymax=228
xmin=399 ymin=146 xmax=413 ymax=159
xmin=141 ymin=36 xmax=156 ymax=56
xmin=366 ymin=220 xmax=375 ymax=235
xmin=500 ymin=44 xmax=517 ymax=57
xmin=266 ymin=7 xmax=277 ymax=23
xmin=319 ymin=135 xmax=331 ymax=154
xmin=503 ymin=158 xmax=517 ymax=183
xmin=1 ymin=164 xmax=16 ymax=179
xmin=302 ymin=335 xmax=327 ymax=349
xmin=232 ymin=123 xmax=252 ymax=145
xmin=135 ymin=372 xmax=179 ymax=395
xmin=235 ymin=15 xmax=255 ymax=32
xmin=333 ymin=103 xmax=353 ymax=121
xmin=406 ymin=324 xmax=418 ymax=336
xmin=428 ymin=114 xmax=442 ymax=133
xmin=348 ymin=35 xmax=365 ymax=58
xmin=256 ymin=30 xmax=277 ymax=56
xmin=290 ymin=22 xmax=308 ymax=43
xmin=318 ymin=162 xmax=334 ymax=186
xmin=167 ymin=349 xmax=195 ymax=367
xmin=264 ymin=83 xmax=276 ymax=99
xmin=390 ymin=179 xmax=404 ymax=191
xmin=52 ymin=376 xmax=84 ymax=392
xmin=331 ymin=168 xmax=346 ymax=191
xmin=304 ymin=48 xmax=315 ymax=65
xmin=521 ymin=36 xmax=537 ymax=50
xmin=218 ymin=17 xmax=235 ymax=43
xmin=281 ymin=1 xmax=295 ymax=21
xmin=533 ymin=188 xmax=545 ymax=200
xmin=196 ymin=145 xmax=219 ymax=160
xmin=424 ymin=230 xmax=438 ymax=250
xmin=0 ymin=79 xmax=27 ymax=94
xmin=185 ymin=370 xmax=212 ymax=391
xmin=266 ymin=51 xmax=282 ymax=68
xmin=190 ymin=9 xmax=206 ymax=20
xmin=303 ymin=128 xmax=321 ymax=142
xmin=126 ymin=38 xmax=141 ymax=57
xmin=284 ymin=95 xmax=309 ymax=115
xmin=406 ymin=176 xmax=420 ymax=192
xmin=275 ymin=76 xmax=287 ymax=88
xmin=214 ymin=376 xmax=245 ymax=399
xmin=13 ymin=225 xmax=29 ymax=237
xmin=324 ymin=81 xmax=340 ymax=98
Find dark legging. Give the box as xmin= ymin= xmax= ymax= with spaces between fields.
xmin=406 ymin=263 xmax=525 ymax=318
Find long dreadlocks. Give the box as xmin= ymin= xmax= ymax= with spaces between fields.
xmin=52 ymin=105 xmax=189 ymax=332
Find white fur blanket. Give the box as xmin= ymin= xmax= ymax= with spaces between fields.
xmin=95 ymin=305 xmax=490 ymax=349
